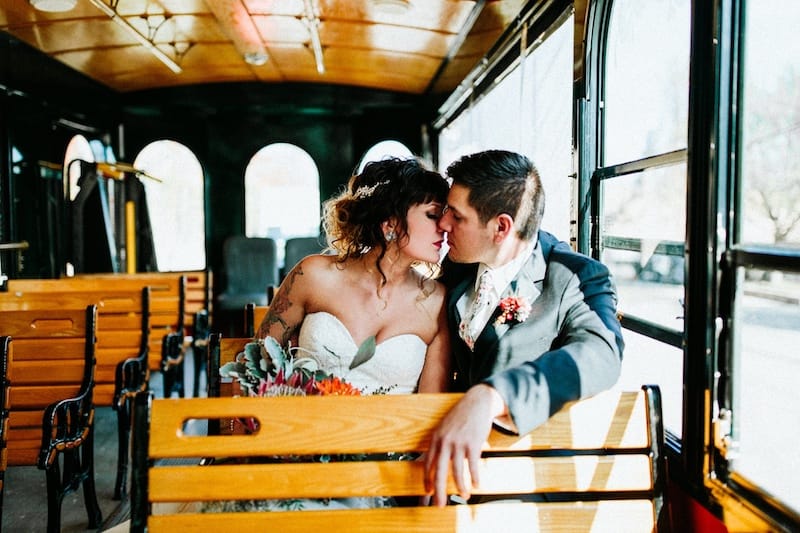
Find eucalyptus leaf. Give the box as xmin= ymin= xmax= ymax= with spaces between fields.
xmin=263 ymin=336 xmax=288 ymax=370
xmin=219 ymin=361 xmax=245 ymax=378
xmin=349 ymin=335 xmax=376 ymax=370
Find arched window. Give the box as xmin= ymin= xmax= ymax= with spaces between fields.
xmin=357 ymin=140 xmax=413 ymax=172
xmin=244 ymin=143 xmax=320 ymax=266
xmin=63 ymin=135 xmax=95 ymax=201
xmin=134 ymin=140 xmax=206 ymax=271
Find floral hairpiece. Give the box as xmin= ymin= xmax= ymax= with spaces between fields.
xmin=353 ymin=180 xmax=389 ymax=199
xmin=494 ymin=295 xmax=532 ymax=327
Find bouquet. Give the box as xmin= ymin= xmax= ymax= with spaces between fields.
xmin=219 ymin=335 xmax=376 ymax=431
xmin=213 ymin=335 xmax=402 ymax=512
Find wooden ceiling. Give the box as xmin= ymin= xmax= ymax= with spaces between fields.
xmin=0 ymin=0 xmax=526 ymax=94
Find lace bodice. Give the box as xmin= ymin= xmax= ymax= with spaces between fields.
xmin=297 ymin=312 xmax=427 ymax=395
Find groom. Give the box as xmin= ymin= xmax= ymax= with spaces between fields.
xmin=424 ymin=150 xmax=624 ymax=506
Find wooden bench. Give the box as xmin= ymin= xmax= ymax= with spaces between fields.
xmin=0 ymin=285 xmax=151 ymax=499
xmin=74 ymin=271 xmax=213 ymax=396
xmin=9 ymin=275 xmax=187 ymax=396
xmin=1 ymin=277 xmax=183 ymax=498
xmin=73 ymin=270 xmax=212 ymax=337
xmin=0 ymin=284 xmax=150 ymax=406
xmin=0 ymin=306 xmax=102 ymax=532
xmin=129 ymin=385 xmax=669 ymax=532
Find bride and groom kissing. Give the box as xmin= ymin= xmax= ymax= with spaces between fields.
xmin=256 ymin=148 xmax=624 ymax=508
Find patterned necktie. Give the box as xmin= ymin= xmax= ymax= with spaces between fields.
xmin=459 ymin=270 xmax=493 ymax=350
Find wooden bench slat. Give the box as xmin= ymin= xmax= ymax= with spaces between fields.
xmin=6 ymin=361 xmax=85 ymax=383
xmin=8 ymin=339 xmax=87 ymax=361
xmin=149 ymin=391 xmax=647 ymax=457
xmin=9 ymin=385 xmax=84 ymax=406
xmin=150 ymin=454 xmax=653 ymax=502
xmin=147 ymin=500 xmax=655 ymax=533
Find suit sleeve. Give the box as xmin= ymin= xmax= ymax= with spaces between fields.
xmin=483 ymin=257 xmax=624 ymax=434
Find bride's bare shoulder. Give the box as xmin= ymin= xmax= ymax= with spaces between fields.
xmin=291 ymin=253 xmax=344 ymax=281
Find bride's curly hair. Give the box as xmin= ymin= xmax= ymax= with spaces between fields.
xmin=323 ymin=157 xmax=449 ymax=285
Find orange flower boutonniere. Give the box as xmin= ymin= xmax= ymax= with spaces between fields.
xmin=495 ymin=296 xmax=532 ymax=326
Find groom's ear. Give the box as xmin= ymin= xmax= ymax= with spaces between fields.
xmin=493 ymin=213 xmax=515 ymax=242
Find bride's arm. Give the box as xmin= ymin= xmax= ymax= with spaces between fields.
xmin=255 ymin=258 xmax=314 ymax=346
xmin=417 ymin=296 xmax=452 ymax=393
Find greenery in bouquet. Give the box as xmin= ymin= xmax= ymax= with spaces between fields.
xmin=219 ymin=335 xmax=372 ymax=399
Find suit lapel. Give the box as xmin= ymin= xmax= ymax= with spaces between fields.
xmin=447 ymin=265 xmax=478 ymax=387
xmin=470 ymin=243 xmax=547 ymax=380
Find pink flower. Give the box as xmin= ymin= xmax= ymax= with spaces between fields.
xmin=495 ymin=296 xmax=531 ymax=326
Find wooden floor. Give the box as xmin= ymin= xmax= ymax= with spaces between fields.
xmin=2 ymin=350 xmax=207 ymax=532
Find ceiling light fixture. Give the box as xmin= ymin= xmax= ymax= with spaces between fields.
xmin=87 ymin=0 xmax=182 ymax=74
xmin=302 ymin=0 xmax=325 ymax=74
xmin=29 ymin=0 xmax=77 ymax=12
xmin=204 ymin=0 xmax=269 ymax=67
xmin=371 ymin=0 xmax=410 ymax=16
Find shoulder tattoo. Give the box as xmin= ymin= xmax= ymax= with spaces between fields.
xmin=256 ymin=265 xmax=304 ymax=346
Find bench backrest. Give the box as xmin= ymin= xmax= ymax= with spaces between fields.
xmin=205 ymin=334 xmax=250 ymax=422
xmin=130 ymin=386 xmax=667 ymax=532
xmin=0 ymin=286 xmax=149 ymax=406
xmin=1 ymin=306 xmax=97 ymax=467
xmin=73 ymin=270 xmax=211 ymax=332
xmin=9 ymin=276 xmax=184 ymax=371
xmin=243 ymin=302 xmax=269 ymax=338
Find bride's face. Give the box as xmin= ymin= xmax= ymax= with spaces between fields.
xmin=398 ymin=201 xmax=446 ymax=264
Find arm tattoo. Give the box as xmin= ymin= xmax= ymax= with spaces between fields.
xmin=256 ymin=266 xmax=304 ymax=347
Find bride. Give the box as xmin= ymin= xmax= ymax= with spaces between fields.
xmin=239 ymin=157 xmax=452 ymax=511
xmin=257 ymin=156 xmax=452 ymax=397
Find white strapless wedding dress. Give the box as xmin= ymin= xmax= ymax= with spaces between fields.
xmin=297 ymin=311 xmax=428 ymax=395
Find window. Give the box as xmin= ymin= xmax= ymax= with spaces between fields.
xmin=63 ymin=135 xmax=95 ymax=201
xmin=720 ymin=0 xmax=800 ymax=515
xmin=595 ymin=0 xmax=691 ymax=438
xmin=135 ymin=140 xmax=206 ymax=271
xmin=357 ymin=140 xmax=413 ymax=173
xmin=244 ymin=143 xmax=320 ymax=267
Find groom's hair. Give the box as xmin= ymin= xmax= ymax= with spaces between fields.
xmin=446 ymin=150 xmax=544 ymax=240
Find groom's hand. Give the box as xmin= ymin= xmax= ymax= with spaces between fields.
xmin=423 ymin=384 xmax=506 ymax=507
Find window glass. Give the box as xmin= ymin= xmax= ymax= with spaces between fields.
xmin=600 ymin=0 xmax=690 ymax=440
xmin=739 ymin=1 xmax=800 ymax=248
xmin=358 ymin=140 xmax=413 ymax=173
xmin=602 ymin=163 xmax=686 ymax=331
xmin=63 ymin=135 xmax=95 ymax=201
xmin=603 ymin=0 xmax=690 ymax=166
xmin=135 ymin=140 xmax=206 ymax=270
xmin=245 ymin=143 xmax=320 ymax=266
xmin=727 ymin=0 xmax=800 ymax=514
xmin=730 ymin=267 xmax=800 ymax=512
xmin=439 ymin=13 xmax=573 ymax=240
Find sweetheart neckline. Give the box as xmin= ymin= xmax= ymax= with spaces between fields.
xmin=306 ymin=311 xmax=426 ymax=349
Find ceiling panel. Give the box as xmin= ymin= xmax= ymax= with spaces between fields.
xmin=1 ymin=0 xmax=526 ymax=95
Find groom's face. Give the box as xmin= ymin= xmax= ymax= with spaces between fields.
xmin=439 ymin=183 xmax=495 ymax=264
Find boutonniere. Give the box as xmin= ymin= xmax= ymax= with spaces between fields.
xmin=494 ymin=296 xmax=532 ymax=327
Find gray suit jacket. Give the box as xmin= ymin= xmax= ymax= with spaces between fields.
xmin=441 ymin=230 xmax=623 ymax=434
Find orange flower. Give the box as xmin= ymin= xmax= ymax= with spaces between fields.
xmin=315 ymin=376 xmax=362 ymax=396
